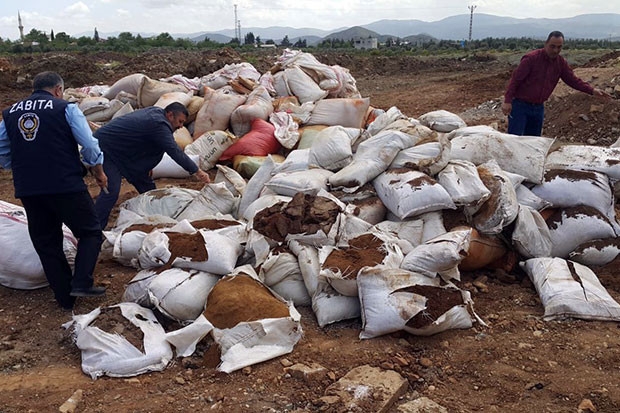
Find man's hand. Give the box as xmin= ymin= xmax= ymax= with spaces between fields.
xmin=193 ymin=169 xmax=211 ymax=184
xmin=593 ymin=88 xmax=614 ymax=100
xmin=501 ymin=102 xmax=512 ymax=116
xmin=90 ymin=164 xmax=109 ymax=193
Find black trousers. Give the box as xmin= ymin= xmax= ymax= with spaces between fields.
xmin=21 ymin=191 xmax=102 ymax=308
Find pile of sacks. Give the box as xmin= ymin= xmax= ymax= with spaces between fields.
xmin=4 ymin=49 xmax=620 ymax=379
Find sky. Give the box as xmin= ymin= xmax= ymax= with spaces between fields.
xmin=1 ymin=0 xmax=619 ymax=40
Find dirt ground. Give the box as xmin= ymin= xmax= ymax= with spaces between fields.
xmin=1 ymin=48 xmax=620 ymax=413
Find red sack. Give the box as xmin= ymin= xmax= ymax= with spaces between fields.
xmin=219 ymin=118 xmax=281 ymax=161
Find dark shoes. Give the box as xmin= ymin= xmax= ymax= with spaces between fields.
xmin=70 ymin=286 xmax=107 ymax=297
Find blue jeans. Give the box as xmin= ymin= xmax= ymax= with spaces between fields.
xmin=507 ymin=99 xmax=544 ymax=136
xmin=94 ymin=159 xmax=156 ymax=230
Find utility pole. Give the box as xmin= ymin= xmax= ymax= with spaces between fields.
xmin=18 ymin=10 xmax=24 ymax=42
xmin=468 ymin=5 xmax=477 ymax=43
xmin=234 ymin=4 xmax=241 ymax=42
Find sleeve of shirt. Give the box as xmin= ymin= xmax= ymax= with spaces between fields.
xmin=559 ymin=59 xmax=594 ymax=95
xmin=65 ymin=104 xmax=104 ymax=166
xmin=0 ymin=120 xmax=11 ymax=169
xmin=504 ymin=55 xmax=533 ymax=103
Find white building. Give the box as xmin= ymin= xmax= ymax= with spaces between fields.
xmin=353 ymin=37 xmax=378 ymax=50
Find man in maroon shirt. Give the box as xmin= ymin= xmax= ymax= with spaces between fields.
xmin=502 ymin=31 xmax=611 ymax=136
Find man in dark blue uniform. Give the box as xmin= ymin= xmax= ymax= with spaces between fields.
xmin=93 ymin=102 xmax=211 ymax=230
xmin=0 ymin=71 xmax=109 ymax=310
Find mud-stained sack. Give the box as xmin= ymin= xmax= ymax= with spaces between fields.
xmin=237 ymin=156 xmax=281 ymax=220
xmin=119 ymin=187 xmax=200 ymax=220
xmin=103 ymin=73 xmax=147 ymax=100
xmin=465 ymin=160 xmax=519 ymax=234
xmin=270 ymin=111 xmax=300 ymax=149
xmin=437 ymin=160 xmax=491 ymax=207
xmin=307 ymin=97 xmax=370 ymax=128
xmin=308 ymin=125 xmax=360 ymax=171
xmin=78 ymin=96 xmax=110 ymax=115
xmin=193 ymin=86 xmax=247 ymax=137
xmin=154 ymin=90 xmax=194 ymax=109
xmin=515 ymin=184 xmax=552 ymax=211
xmin=530 ymin=169 xmax=618 ymax=230
xmin=521 ymin=257 xmax=620 ymax=321
xmin=448 ymin=126 xmax=554 ymax=184
xmin=173 ymin=126 xmax=194 ymax=150
xmin=63 ymin=303 xmax=173 ymax=379
xmin=230 ymin=85 xmax=274 ymax=137
xmin=389 ymin=135 xmax=451 ymax=176
xmin=111 ymin=218 xmax=176 ymax=267
xmin=147 ymin=268 xmax=220 ymax=323
xmin=204 ymin=266 xmax=302 ymax=373
xmin=512 ymin=206 xmax=553 ymax=258
xmin=569 ymin=238 xmax=620 ymax=266
xmin=373 ymin=169 xmax=455 ymax=220
xmin=546 ymin=206 xmax=617 ymax=258
xmin=358 ymin=266 xmax=479 ymax=339
xmin=274 ymin=66 xmax=329 ymax=103
xmin=0 ymin=201 xmax=77 ymax=289
xmin=137 ymin=76 xmax=190 ymax=108
xmin=418 ymin=109 xmax=466 ymax=132
xmin=329 ymin=129 xmax=418 ymax=190
xmin=265 ymin=168 xmax=334 ymax=197
xmin=545 ymin=145 xmax=620 ymax=180
xmin=85 ymin=99 xmax=124 ymax=122
xmin=185 ymin=130 xmax=238 ymax=171
xmin=400 ymin=228 xmax=472 ymax=282
xmin=312 ymin=280 xmax=361 ymax=328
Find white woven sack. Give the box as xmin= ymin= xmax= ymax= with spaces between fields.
xmin=373 ymin=169 xmax=455 ymax=220
xmin=184 ymin=130 xmax=238 ymax=171
xmin=147 ymin=268 xmax=220 ymax=323
xmin=312 ymin=281 xmax=361 ymax=328
xmin=418 ymin=109 xmax=466 ymax=132
xmin=154 ymin=90 xmax=194 ymax=109
xmin=308 ymin=125 xmax=358 ymax=171
xmin=465 ymin=160 xmax=519 ymax=234
xmin=448 ymin=126 xmax=554 ymax=184
xmin=530 ymin=169 xmax=618 ymax=231
xmin=64 ymin=303 xmax=173 ymax=379
xmin=437 ymin=160 xmax=491 ymax=207
xmin=265 ymin=168 xmax=334 ymax=197
xmin=78 ymin=96 xmax=110 ymax=115
xmin=329 ymin=129 xmax=418 ymax=190
xmin=515 ymin=184 xmax=552 ymax=211
xmin=85 ymin=99 xmax=124 ymax=122
xmin=120 ymin=187 xmax=199 ymax=220
xmin=358 ymin=266 xmax=477 ymax=339
xmin=281 ymin=66 xmax=329 ymax=103
xmin=521 ymin=257 xmax=620 ymax=321
xmin=569 ymin=238 xmax=620 ymax=266
xmin=272 ymin=148 xmax=311 ymax=174
xmin=259 ymin=249 xmax=311 ymax=306
xmin=137 ymin=77 xmax=189 ymax=108
xmin=400 ymin=228 xmax=472 ymax=282
xmin=389 ymin=136 xmax=451 ymax=176
xmin=172 ymin=229 xmax=244 ymax=275
xmin=103 ymin=73 xmax=146 ymax=100
xmin=545 ymin=145 xmax=620 ymax=180
xmin=151 ymin=152 xmax=199 ymax=179
xmin=230 ymin=86 xmax=274 ymax=137
xmin=512 ymin=205 xmax=552 ymax=258
xmin=175 ymin=183 xmax=238 ymax=221
xmin=546 ymin=206 xmax=617 ymax=258
xmin=122 ymin=269 xmax=158 ymax=307
xmin=306 ymin=97 xmax=370 ymax=128
xmin=366 ymin=106 xmax=408 ymax=136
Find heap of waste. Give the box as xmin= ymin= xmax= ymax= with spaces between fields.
xmin=3 ymin=49 xmax=620 ymax=379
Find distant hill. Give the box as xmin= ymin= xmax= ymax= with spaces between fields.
xmin=80 ymin=13 xmax=620 ymax=44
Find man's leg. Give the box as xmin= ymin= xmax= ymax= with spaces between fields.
xmin=129 ymin=174 xmax=157 ymax=194
xmin=21 ymin=196 xmax=75 ymax=309
xmin=507 ymin=100 xmax=527 ymax=136
xmin=524 ymin=104 xmax=545 ymax=137
xmin=54 ymin=192 xmax=103 ymax=293
xmin=95 ymin=160 xmax=122 ymax=230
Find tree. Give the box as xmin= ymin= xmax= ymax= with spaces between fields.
xmin=50 ymin=30 xmax=54 ymax=41
xmin=118 ymin=32 xmax=134 ymax=42
xmin=24 ymin=29 xmax=48 ymax=44
xmin=293 ymin=39 xmax=306 ymax=48
xmin=280 ymin=35 xmax=291 ymax=47
xmin=265 ymin=39 xmax=275 ymax=45
xmin=54 ymin=32 xmax=71 ymax=43
xmin=255 ymin=35 xmax=262 ymax=46
xmin=94 ymin=27 xmax=100 ymax=42
xmin=244 ymin=32 xmax=255 ymax=46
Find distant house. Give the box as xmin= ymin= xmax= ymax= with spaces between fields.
xmin=353 ymin=37 xmax=378 ymax=50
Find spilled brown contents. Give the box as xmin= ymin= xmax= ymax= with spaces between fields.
xmin=253 ymin=193 xmax=340 ymax=242
xmin=544 ymin=169 xmax=598 ymax=182
xmin=91 ymin=306 xmax=145 ymax=352
xmin=161 ymin=231 xmax=208 ymax=270
xmin=124 ymin=223 xmax=174 ymax=234
xmin=404 ymin=285 xmax=464 ymax=329
xmin=203 ymin=274 xmax=290 ymax=329
xmin=323 ymin=234 xmax=387 ymax=280
xmin=190 ymin=218 xmax=242 ymax=230
xmin=545 ymin=205 xmax=610 ymax=230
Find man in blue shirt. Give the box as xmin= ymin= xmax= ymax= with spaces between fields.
xmin=0 ymin=71 xmax=109 ymax=309
xmin=93 ymin=102 xmax=211 ymax=230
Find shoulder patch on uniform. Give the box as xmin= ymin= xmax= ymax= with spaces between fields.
xmin=18 ymin=113 xmax=40 ymax=141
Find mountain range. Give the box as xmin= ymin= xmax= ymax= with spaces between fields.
xmin=92 ymin=13 xmax=620 ymax=45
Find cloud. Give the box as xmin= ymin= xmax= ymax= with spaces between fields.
xmin=65 ymin=1 xmax=90 ymax=15
xmin=116 ymin=9 xmax=130 ymax=16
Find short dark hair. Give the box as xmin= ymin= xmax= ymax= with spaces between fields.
xmin=164 ymin=102 xmax=189 ymax=117
xmin=546 ymin=31 xmax=564 ymax=42
xmin=32 ymin=71 xmax=63 ymax=91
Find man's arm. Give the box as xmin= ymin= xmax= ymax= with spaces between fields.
xmin=158 ymin=128 xmax=211 ymax=184
xmin=65 ymin=104 xmax=104 ymax=166
xmin=0 ymin=120 xmax=11 ymax=169
xmin=502 ymin=54 xmax=534 ymax=115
